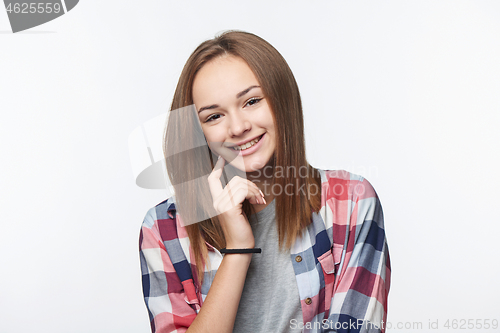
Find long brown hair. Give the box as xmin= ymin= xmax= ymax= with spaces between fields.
xmin=164 ymin=30 xmax=322 ymax=285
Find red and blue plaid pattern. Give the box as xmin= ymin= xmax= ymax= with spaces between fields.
xmin=139 ymin=170 xmax=390 ymax=332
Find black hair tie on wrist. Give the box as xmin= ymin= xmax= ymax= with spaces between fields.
xmin=219 ymin=248 xmax=262 ymax=254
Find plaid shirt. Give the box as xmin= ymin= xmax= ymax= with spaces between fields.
xmin=139 ymin=169 xmax=390 ymax=332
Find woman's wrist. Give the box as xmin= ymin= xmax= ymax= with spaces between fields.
xmin=220 ymin=248 xmax=261 ymax=254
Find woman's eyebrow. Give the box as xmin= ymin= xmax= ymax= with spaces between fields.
xmin=198 ymin=104 xmax=218 ymax=113
xmin=198 ymin=85 xmax=261 ymax=113
xmin=236 ymin=85 xmax=260 ymax=98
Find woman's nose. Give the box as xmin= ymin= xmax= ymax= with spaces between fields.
xmin=228 ymin=112 xmax=251 ymax=137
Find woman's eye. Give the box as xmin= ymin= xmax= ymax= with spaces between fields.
xmin=205 ymin=114 xmax=221 ymax=122
xmin=245 ymin=97 xmax=263 ymax=107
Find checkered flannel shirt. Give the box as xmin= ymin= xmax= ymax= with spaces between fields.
xmin=139 ymin=169 xmax=391 ymax=332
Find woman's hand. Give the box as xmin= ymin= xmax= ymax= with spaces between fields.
xmin=207 ymin=155 xmax=265 ymax=249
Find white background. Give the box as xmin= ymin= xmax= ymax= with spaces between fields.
xmin=1 ymin=1 xmax=499 ymax=332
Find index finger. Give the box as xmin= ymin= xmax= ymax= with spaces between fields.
xmin=207 ymin=155 xmax=225 ymax=200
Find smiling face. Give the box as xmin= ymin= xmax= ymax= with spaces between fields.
xmin=193 ymin=56 xmax=276 ymax=174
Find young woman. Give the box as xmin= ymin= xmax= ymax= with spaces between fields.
xmin=139 ymin=30 xmax=390 ymax=333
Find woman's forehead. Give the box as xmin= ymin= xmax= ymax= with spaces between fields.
xmin=197 ymin=56 xmax=257 ymax=84
xmin=192 ymin=56 xmax=261 ymax=102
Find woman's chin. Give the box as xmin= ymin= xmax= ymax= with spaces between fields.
xmin=226 ymin=162 xmax=262 ymax=174
xmin=224 ymin=152 xmax=273 ymax=176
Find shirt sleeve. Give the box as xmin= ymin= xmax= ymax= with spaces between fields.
xmin=139 ymin=209 xmax=197 ymax=333
xmin=325 ymin=177 xmax=391 ymax=333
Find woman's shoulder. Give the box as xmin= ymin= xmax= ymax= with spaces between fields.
xmin=318 ymin=169 xmax=378 ymax=202
xmin=140 ymin=196 xmax=182 ymax=241
xmin=319 ymin=169 xmax=364 ymax=182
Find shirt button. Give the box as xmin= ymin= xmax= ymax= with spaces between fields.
xmin=305 ymin=297 xmax=312 ymax=305
xmin=295 ymin=255 xmax=302 ymax=262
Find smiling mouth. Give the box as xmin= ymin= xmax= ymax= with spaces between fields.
xmin=231 ymin=134 xmax=264 ymax=151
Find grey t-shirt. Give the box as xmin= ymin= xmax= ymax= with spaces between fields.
xmin=232 ymin=199 xmax=303 ymax=333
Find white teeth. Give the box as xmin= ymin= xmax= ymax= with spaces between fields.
xmin=232 ymin=135 xmax=262 ymax=151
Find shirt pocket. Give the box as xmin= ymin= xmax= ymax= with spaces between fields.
xmin=317 ymin=244 xmax=343 ymax=315
xmin=318 ymin=244 xmax=343 ymax=275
